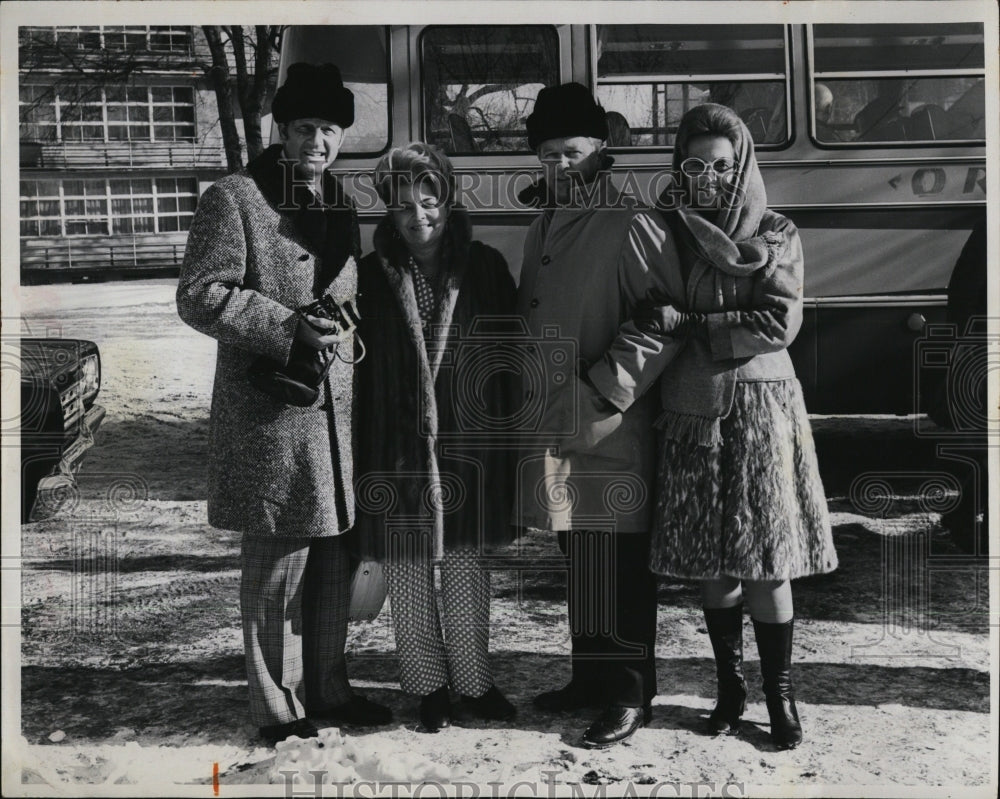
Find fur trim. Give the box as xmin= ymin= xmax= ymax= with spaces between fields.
xmin=365 ymin=209 xmax=476 ymax=553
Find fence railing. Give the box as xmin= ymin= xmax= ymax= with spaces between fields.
xmin=20 ymin=140 xmax=226 ymax=169
xmin=21 ymin=238 xmax=185 ymax=280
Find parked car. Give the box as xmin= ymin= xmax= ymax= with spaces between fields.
xmin=19 ymin=338 xmax=106 ymax=522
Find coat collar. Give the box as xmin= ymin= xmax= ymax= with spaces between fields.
xmin=246 ymin=143 xmax=351 ymax=213
xmin=247 ymin=144 xmax=359 ymax=295
xmin=372 ymin=209 xmax=472 ymax=382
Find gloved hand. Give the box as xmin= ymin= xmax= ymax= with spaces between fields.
xmin=633 ymin=300 xmax=705 ymax=337
xmin=540 ymin=378 xmax=623 ymax=454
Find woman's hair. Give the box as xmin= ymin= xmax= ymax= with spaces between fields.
xmin=373 ymin=142 xmax=455 ymax=207
xmin=672 ymin=103 xmax=745 ymax=165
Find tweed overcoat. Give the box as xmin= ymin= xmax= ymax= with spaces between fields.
xmin=352 ymin=211 xmax=519 ymax=561
xmin=176 ymin=152 xmax=359 ymax=538
xmin=513 ymin=176 xmax=685 ymax=533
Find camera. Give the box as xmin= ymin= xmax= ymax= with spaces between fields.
xmin=425 ymin=316 xmax=578 ymax=441
xmin=300 ymin=293 xmax=361 ymax=337
xmin=247 ymin=293 xmax=362 ymax=407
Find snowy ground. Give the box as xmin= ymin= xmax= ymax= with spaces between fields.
xmin=8 ymin=280 xmax=997 ymax=797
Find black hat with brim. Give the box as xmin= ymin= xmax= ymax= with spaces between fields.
xmin=272 ymin=62 xmax=355 ymax=128
xmin=526 ymin=82 xmax=608 ymax=150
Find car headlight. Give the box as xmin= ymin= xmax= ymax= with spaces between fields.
xmin=80 ymin=354 xmax=100 ymax=397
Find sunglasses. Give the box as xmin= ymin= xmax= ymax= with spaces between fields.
xmin=679 ymin=157 xmax=737 ymax=178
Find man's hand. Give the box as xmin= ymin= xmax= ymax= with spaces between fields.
xmin=295 ymin=313 xmax=353 ymax=350
xmin=541 ymin=378 xmax=623 ymax=455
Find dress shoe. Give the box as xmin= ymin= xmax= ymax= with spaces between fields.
xmin=457 ymin=685 xmax=517 ymax=722
xmin=580 ymin=704 xmax=652 ymax=749
xmin=259 ymin=718 xmax=319 ymax=745
xmin=533 ymin=681 xmax=599 ymax=712
xmin=419 ymin=686 xmax=452 ymax=732
xmin=309 ymin=694 xmax=393 ymax=726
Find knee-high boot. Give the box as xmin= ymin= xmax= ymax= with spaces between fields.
xmin=703 ymin=604 xmax=747 ymax=735
xmin=752 ymin=617 xmax=803 ymax=750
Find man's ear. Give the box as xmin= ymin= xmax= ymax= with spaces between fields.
xmin=277 ymin=123 xmax=289 ymax=143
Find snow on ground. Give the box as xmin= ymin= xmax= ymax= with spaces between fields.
xmin=9 ymin=280 xmax=996 ymax=797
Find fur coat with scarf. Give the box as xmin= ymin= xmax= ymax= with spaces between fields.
xmin=352 ymin=210 xmax=519 ymax=561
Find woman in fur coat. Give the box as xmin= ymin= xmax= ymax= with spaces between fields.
xmin=353 ymin=142 xmax=518 ymax=732
xmin=645 ymin=104 xmax=838 ymax=749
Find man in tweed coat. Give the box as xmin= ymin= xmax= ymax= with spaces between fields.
xmin=177 ymin=63 xmax=391 ymax=744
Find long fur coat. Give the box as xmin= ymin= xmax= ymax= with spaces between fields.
xmin=352 ymin=210 xmax=519 ymax=561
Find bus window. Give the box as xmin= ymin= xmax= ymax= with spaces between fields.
xmin=421 ymin=26 xmax=559 ymax=154
xmin=594 ymin=25 xmax=789 ymax=148
xmin=280 ymin=26 xmax=390 ymax=155
xmin=811 ymin=23 xmax=985 ymax=144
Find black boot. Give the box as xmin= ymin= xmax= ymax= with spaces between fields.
xmin=752 ymin=618 xmax=803 ymax=750
xmin=703 ymin=604 xmax=747 ymax=735
xmin=419 ymin=685 xmax=452 ymax=733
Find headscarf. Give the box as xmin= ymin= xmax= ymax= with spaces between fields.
xmin=669 ymin=103 xmax=785 ymax=281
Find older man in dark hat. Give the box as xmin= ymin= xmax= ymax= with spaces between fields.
xmin=515 ymin=82 xmax=688 ymax=747
xmin=177 ymin=63 xmax=391 ymax=744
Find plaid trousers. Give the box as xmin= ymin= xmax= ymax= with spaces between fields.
xmin=240 ymin=535 xmax=352 ymax=727
xmin=383 ymin=547 xmax=494 ymax=698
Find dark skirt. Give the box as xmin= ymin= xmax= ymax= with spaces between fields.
xmin=650 ymin=378 xmax=838 ymax=581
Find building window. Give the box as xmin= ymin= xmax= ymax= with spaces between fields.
xmin=18 ymin=26 xmax=192 ymax=54
xmin=20 ymin=177 xmax=198 ymax=237
xmin=421 ymin=26 xmax=560 ymax=154
xmin=19 ymin=84 xmax=196 ymax=143
xmin=595 ymin=25 xmax=790 ymax=147
xmin=810 ymin=23 xmax=985 ymax=144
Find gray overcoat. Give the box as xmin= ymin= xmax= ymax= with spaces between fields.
xmin=514 ymin=176 xmax=684 ymax=533
xmin=176 ymin=153 xmax=358 ymax=538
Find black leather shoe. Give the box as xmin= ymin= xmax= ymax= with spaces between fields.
xmin=419 ymin=686 xmax=452 ymax=732
xmin=580 ymin=704 xmax=652 ymax=749
xmin=533 ymin=681 xmax=599 ymax=712
xmin=310 ymin=694 xmax=393 ymax=726
xmin=457 ymin=685 xmax=517 ymax=721
xmin=260 ymin=718 xmax=319 ymax=745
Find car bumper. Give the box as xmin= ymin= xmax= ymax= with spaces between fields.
xmin=30 ymin=404 xmax=106 ymax=521
xmin=60 ymin=403 xmax=106 ymax=472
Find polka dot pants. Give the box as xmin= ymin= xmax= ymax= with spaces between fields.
xmin=383 ymin=547 xmax=493 ymax=698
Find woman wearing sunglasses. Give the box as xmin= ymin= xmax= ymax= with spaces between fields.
xmin=643 ymin=103 xmax=838 ymax=749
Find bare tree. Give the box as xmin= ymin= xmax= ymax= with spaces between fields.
xmin=202 ymin=25 xmax=282 ymax=172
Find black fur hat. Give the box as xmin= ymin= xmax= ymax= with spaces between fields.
xmin=526 ymin=82 xmax=608 ymax=150
xmin=272 ymin=62 xmax=355 ymax=128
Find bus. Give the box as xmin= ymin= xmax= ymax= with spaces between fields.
xmin=278 ymin=22 xmax=987 ymax=415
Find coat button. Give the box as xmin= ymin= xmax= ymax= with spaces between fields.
xmin=530 ymin=298 xmax=540 ymax=308
xmin=299 ymin=253 xmax=310 ymax=261
xmin=541 ymin=255 xmax=551 ymax=265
